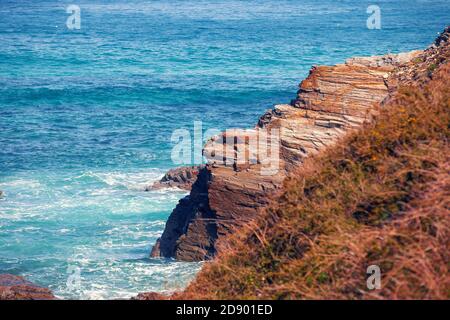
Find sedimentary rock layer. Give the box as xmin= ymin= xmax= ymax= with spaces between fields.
xmin=151 ymin=50 xmax=422 ymax=261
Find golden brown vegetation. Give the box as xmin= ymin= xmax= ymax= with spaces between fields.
xmin=177 ymin=62 xmax=450 ymax=300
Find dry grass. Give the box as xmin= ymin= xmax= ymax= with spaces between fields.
xmin=175 ymin=61 xmax=450 ymax=300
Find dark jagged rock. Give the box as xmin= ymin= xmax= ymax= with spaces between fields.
xmin=146 ymin=166 xmax=204 ymax=191
xmin=0 ymin=274 xmax=55 ymax=300
xmin=434 ymin=26 xmax=450 ymax=47
xmin=151 ymin=167 xmax=217 ymax=261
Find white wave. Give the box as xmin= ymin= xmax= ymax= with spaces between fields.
xmin=0 ymin=179 xmax=42 ymax=189
xmin=52 ymin=259 xmax=202 ymax=300
xmin=73 ymin=169 xmax=165 ymax=191
xmin=57 ymin=228 xmax=73 ymax=234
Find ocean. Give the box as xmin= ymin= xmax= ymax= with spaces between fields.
xmin=0 ymin=0 xmax=449 ymax=299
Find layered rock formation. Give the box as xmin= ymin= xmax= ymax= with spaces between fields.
xmin=0 ymin=274 xmax=55 ymax=300
xmin=151 ymin=49 xmax=422 ymax=261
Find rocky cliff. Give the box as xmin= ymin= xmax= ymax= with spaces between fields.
xmin=173 ymin=27 xmax=450 ymax=300
xmin=151 ymin=48 xmax=423 ymax=262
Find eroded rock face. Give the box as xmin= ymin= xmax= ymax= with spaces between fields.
xmin=151 ymin=50 xmax=422 ymax=261
xmin=146 ymin=166 xmax=204 ymax=191
xmin=0 ymin=274 xmax=55 ymax=300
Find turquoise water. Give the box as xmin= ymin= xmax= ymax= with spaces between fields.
xmin=0 ymin=0 xmax=449 ymax=299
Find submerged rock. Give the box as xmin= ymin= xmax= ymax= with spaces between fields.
xmin=0 ymin=274 xmax=55 ymax=300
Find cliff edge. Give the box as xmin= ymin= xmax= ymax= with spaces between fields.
xmin=141 ymin=26 xmax=449 ymax=300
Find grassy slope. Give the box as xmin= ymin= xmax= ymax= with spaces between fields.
xmin=175 ymin=45 xmax=450 ymax=300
